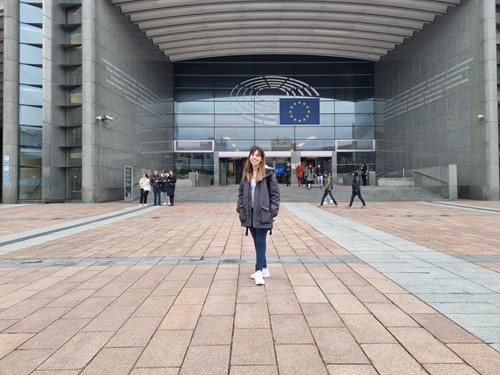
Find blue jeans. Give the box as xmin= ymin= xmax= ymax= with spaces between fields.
xmin=249 ymin=226 xmax=268 ymax=271
xmin=153 ymin=187 xmax=162 ymax=205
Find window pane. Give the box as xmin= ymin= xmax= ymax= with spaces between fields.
xmin=20 ymin=85 xmax=42 ymax=106
xmin=20 ymin=105 xmax=42 ymax=126
xmin=66 ymin=127 xmax=82 ymax=147
xmin=255 ymin=127 xmax=294 ymax=139
xmin=66 ymin=147 xmax=82 ymax=167
xmin=19 ymin=146 xmax=42 ymax=167
xmin=214 ymin=114 xmax=255 ymax=127
xmin=216 ymin=127 xmax=255 ymax=139
xmin=295 ymin=140 xmax=334 ymax=151
xmin=177 ymin=127 xmax=214 ymax=139
xmin=66 ymin=46 xmax=82 ymax=64
xmin=175 ymin=114 xmax=214 ymax=126
xmin=67 ymin=26 xmax=82 ymax=44
xmin=66 ymin=107 xmax=82 ymax=126
xmin=20 ymin=64 xmax=42 ymax=85
xmin=20 ymin=126 xmax=42 ymax=147
xmin=20 ymin=44 xmax=42 ymax=64
xmin=20 ymin=24 xmax=42 ymax=44
xmin=67 ymin=87 xmax=82 ymax=104
xmin=20 ymin=3 xmax=42 ymax=24
xmin=19 ymin=167 xmax=42 ymax=201
xmin=295 ymin=126 xmax=334 ymax=139
xmin=66 ymin=6 xmax=82 ymax=24
xmin=215 ymin=140 xmax=255 ymax=151
xmin=175 ymin=101 xmax=214 ymax=114
xmin=66 ymin=66 xmax=82 ymax=85
xmin=66 ymin=168 xmax=82 ymax=200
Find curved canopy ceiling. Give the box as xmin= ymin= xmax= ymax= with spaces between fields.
xmin=111 ymin=0 xmax=460 ymax=62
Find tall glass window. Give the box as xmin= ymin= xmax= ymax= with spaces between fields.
xmin=18 ymin=1 xmax=43 ymax=201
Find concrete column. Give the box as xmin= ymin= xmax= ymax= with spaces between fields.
xmin=2 ymin=2 xmax=19 ymax=203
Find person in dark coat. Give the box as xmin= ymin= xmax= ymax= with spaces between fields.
xmin=237 ymin=146 xmax=280 ymax=286
xmin=167 ymin=170 xmax=177 ymax=206
xmin=346 ymin=171 xmax=366 ymax=208
xmin=361 ymin=163 xmax=368 ymax=186
xmin=150 ymin=170 xmax=162 ymax=206
xmin=319 ymin=172 xmax=338 ymax=207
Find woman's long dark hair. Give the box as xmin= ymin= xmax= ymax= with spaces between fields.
xmin=242 ymin=146 xmax=266 ymax=183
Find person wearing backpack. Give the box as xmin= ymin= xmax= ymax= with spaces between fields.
xmin=319 ymin=172 xmax=338 ymax=207
xmin=347 ymin=171 xmax=366 ymax=208
xmin=237 ymin=146 xmax=280 ymax=286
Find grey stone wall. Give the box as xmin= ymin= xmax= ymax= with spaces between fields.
xmin=375 ymin=0 xmax=499 ymax=200
xmin=82 ymin=0 xmax=173 ymax=202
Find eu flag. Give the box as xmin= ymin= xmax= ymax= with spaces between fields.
xmin=280 ymin=98 xmax=320 ymax=125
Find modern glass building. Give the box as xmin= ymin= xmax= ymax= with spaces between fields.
xmin=0 ymin=0 xmax=499 ymax=202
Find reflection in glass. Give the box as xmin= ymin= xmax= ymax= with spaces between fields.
xmin=177 ymin=127 xmax=214 ymax=139
xmin=20 ymin=24 xmax=42 ymax=44
xmin=66 ymin=6 xmax=82 ymax=24
xmin=66 ymin=66 xmax=82 ymax=85
xmin=20 ymin=3 xmax=42 ymax=23
xmin=216 ymin=127 xmax=254 ymax=139
xmin=295 ymin=126 xmax=334 ymax=139
xmin=66 ymin=107 xmax=82 ymax=126
xmin=20 ymin=44 xmax=42 ymax=64
xmin=255 ymin=127 xmax=294 ymax=139
xmin=67 ymin=26 xmax=82 ymax=44
xmin=175 ymin=114 xmax=214 ymax=127
xmin=174 ymin=153 xmax=214 ymax=175
xmin=295 ymin=140 xmax=334 ymax=151
xmin=20 ymin=105 xmax=42 ymax=126
xmin=67 ymin=87 xmax=82 ymax=104
xmin=20 ymin=146 xmax=42 ymax=167
xmin=19 ymin=167 xmax=42 ymax=200
xmin=175 ymin=101 xmax=214 ymax=113
xmin=20 ymin=85 xmax=42 ymax=106
xmin=66 ymin=46 xmax=82 ymax=65
xmin=20 ymin=64 xmax=42 ymax=85
xmin=336 ymin=140 xmax=374 ymax=150
xmin=66 ymin=147 xmax=82 ymax=167
xmin=66 ymin=167 xmax=82 ymax=200
xmin=215 ymin=140 xmax=255 ymax=152
xmin=66 ymin=127 xmax=82 ymax=147
xmin=20 ymin=126 xmax=42 ymax=147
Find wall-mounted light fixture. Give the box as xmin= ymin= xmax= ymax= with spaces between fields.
xmin=96 ymin=115 xmax=114 ymax=121
xmin=477 ymin=114 xmax=485 ymax=119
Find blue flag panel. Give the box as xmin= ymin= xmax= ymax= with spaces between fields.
xmin=279 ymin=98 xmax=320 ymax=125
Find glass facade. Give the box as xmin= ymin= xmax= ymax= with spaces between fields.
xmin=174 ymin=56 xmax=378 ymax=179
xmin=497 ymin=1 xmax=500 ymax=169
xmin=18 ymin=0 xmax=43 ymax=200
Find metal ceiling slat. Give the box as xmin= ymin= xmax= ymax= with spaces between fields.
xmin=111 ymin=0 xmax=460 ymax=61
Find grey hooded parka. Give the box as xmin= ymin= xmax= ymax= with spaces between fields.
xmin=237 ymin=169 xmax=280 ymax=229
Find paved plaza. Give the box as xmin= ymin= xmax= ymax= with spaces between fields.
xmin=0 ymin=198 xmax=499 ymax=374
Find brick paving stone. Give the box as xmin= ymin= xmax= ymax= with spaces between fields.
xmin=208 ymin=279 xmax=238 ymax=295
xmin=179 ymin=345 xmax=230 ymax=375
xmin=130 ymin=369 xmax=179 ymax=375
xmin=235 ymin=303 xmax=270 ymax=328
xmin=267 ymin=293 xmax=302 ymax=314
xmin=366 ymin=278 xmax=409 ymax=294
xmin=175 ymin=287 xmax=209 ymax=304
xmin=423 ymin=364 xmax=481 ymax=375
xmin=263 ymin=279 xmax=294 ymax=295
xmin=275 ymin=344 xmax=328 ymax=375
xmin=362 ymin=343 xmax=427 ymax=375
xmin=312 ymin=327 xmax=370 ymax=364
xmin=202 ymin=294 xmax=236 ymax=316
xmin=229 ymin=365 xmax=278 ymax=375
xmin=80 ymin=347 xmax=142 ymax=375
xmin=236 ymin=286 xmax=267 ymax=304
xmin=106 ymin=316 xmax=162 ymax=347
xmin=301 ymin=303 xmax=344 ymax=328
xmin=20 ymin=318 xmax=89 ymax=350
xmin=293 ymin=285 xmax=329 ymax=304
xmin=0 ymin=349 xmax=53 ymax=375
xmin=37 ymin=331 xmax=114 ymax=370
xmin=5 ymin=307 xmax=69 ymax=333
xmin=62 ymin=297 xmax=114 ymax=319
xmin=81 ymin=304 xmax=136 ymax=332
xmin=389 ymin=327 xmax=463 ymax=364
xmin=159 ymin=304 xmax=203 ymax=330
xmin=231 ymin=328 xmax=276 ymax=366
xmin=136 ymin=329 xmax=192 ymax=368
xmin=32 ymin=370 xmax=80 ymax=375
xmin=326 ymin=293 xmax=369 ymax=314
xmin=151 ymin=279 xmax=186 ymax=296
xmin=348 ymin=285 xmax=391 ymax=303
xmin=326 ymin=365 xmax=379 ymax=375
xmin=410 ymin=313 xmax=482 ymax=343
xmin=316 ymin=278 xmax=351 ymax=294
xmin=447 ymin=343 xmax=500 ymax=375
xmin=133 ymin=295 xmax=176 ymax=317
xmin=191 ymin=315 xmax=234 ymax=345
xmin=386 ymin=293 xmax=437 ymax=314
xmin=0 ymin=332 xmax=33 ymax=359
xmin=46 ymin=288 xmax=95 ymax=308
xmin=271 ymin=314 xmax=314 ymax=344
xmin=0 ymin=297 xmax=52 ymax=320
xmin=341 ymin=314 xmax=397 ymax=344
xmin=365 ymin=302 xmax=419 ymax=327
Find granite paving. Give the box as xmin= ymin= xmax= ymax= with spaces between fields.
xmin=0 ymin=199 xmax=498 ymax=374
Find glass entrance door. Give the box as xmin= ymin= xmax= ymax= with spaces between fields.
xmin=219 ymin=158 xmax=245 ymax=185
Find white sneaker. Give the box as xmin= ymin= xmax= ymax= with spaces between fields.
xmin=253 ymin=270 xmax=265 ymax=285
xmin=262 ymin=268 xmax=271 ymax=278
xmin=138 ymin=204 xmax=142 ymax=206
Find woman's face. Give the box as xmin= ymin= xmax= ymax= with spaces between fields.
xmin=249 ymin=150 xmax=262 ymax=168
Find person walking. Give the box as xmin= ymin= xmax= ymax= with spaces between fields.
xmin=237 ymin=146 xmax=280 ymax=286
xmin=346 ymin=171 xmax=366 ymax=208
xmin=305 ymin=163 xmax=314 ymax=190
xmin=295 ymin=162 xmax=304 ymax=187
xmin=284 ymin=163 xmax=292 ymax=187
xmin=150 ymin=170 xmax=162 ymax=206
xmin=139 ymin=173 xmax=151 ymax=206
xmin=167 ymin=170 xmax=177 ymax=206
xmin=319 ymin=172 xmax=338 ymax=207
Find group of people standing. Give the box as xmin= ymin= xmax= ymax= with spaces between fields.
xmin=138 ymin=169 xmax=177 ymax=206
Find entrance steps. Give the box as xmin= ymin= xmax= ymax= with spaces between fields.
xmin=175 ymin=183 xmax=444 ymax=203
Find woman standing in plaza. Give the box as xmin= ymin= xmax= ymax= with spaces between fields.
xmin=138 ymin=173 xmax=151 ymax=206
xmin=237 ymin=146 xmax=280 ymax=285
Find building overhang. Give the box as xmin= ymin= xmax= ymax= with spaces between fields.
xmin=111 ymin=0 xmax=460 ymax=62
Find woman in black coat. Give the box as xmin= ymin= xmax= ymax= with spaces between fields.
xmin=167 ymin=170 xmax=177 ymax=206
xmin=237 ymin=146 xmax=280 ymax=286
